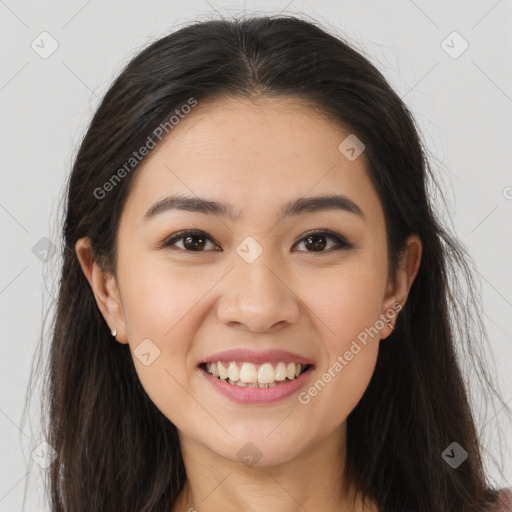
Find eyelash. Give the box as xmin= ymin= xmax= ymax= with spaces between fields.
xmin=161 ymin=229 xmax=353 ymax=254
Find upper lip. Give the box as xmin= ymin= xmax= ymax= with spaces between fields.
xmin=200 ymin=348 xmax=315 ymax=366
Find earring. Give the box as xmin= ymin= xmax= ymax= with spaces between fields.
xmin=388 ymin=322 xmax=395 ymax=331
xmin=111 ymin=328 xmax=117 ymax=338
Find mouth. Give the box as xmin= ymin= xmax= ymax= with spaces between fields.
xmin=197 ymin=348 xmax=316 ymax=404
xmin=199 ymin=361 xmax=314 ymax=388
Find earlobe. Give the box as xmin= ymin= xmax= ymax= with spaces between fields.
xmin=75 ymin=237 xmax=128 ymax=344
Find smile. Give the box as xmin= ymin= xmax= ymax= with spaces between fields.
xmin=198 ymin=361 xmax=315 ymax=405
xmin=202 ymin=361 xmax=311 ymax=388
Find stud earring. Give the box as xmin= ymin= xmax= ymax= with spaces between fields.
xmin=111 ymin=329 xmax=117 ymax=338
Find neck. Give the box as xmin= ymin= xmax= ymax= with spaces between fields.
xmin=171 ymin=422 xmax=376 ymax=512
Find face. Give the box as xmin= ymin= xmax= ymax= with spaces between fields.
xmin=79 ymin=96 xmax=420 ymax=467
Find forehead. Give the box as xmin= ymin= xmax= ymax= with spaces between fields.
xmin=121 ymin=95 xmax=383 ymax=228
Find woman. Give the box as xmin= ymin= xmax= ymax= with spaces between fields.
xmin=28 ymin=15 xmax=511 ymax=512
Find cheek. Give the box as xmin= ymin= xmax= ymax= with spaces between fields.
xmin=115 ymin=259 xmax=202 ymax=401
xmin=299 ymin=258 xmax=385 ymax=419
xmin=119 ymin=256 xmax=209 ymax=340
xmin=118 ymin=260 xmax=208 ymax=429
xmin=306 ymin=343 xmax=379 ymax=436
xmin=310 ymin=257 xmax=387 ymax=350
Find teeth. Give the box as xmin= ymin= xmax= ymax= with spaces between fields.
xmin=239 ymin=362 xmax=258 ymax=383
xmin=204 ymin=360 xmax=309 ymax=387
xmin=275 ymin=362 xmax=287 ymax=381
xmin=227 ymin=362 xmax=239 ymax=381
xmin=257 ymin=363 xmax=275 ymax=384
xmin=218 ymin=362 xmax=228 ymax=380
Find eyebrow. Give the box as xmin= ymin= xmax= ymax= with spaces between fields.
xmin=143 ymin=193 xmax=365 ymax=223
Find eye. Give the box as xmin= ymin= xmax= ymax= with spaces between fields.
xmin=162 ymin=230 xmax=219 ymax=252
xmin=293 ymin=229 xmax=352 ymax=253
xmin=161 ymin=229 xmax=352 ymax=253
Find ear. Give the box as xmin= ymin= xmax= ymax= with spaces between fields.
xmin=381 ymin=234 xmax=422 ymax=339
xmin=75 ymin=237 xmax=129 ymax=344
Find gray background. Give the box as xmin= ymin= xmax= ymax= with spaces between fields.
xmin=1 ymin=0 xmax=511 ymax=510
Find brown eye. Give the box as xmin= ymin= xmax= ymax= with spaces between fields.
xmin=163 ymin=230 xmax=217 ymax=252
xmin=182 ymin=234 xmax=207 ymax=251
xmin=303 ymin=234 xmax=327 ymax=251
xmin=293 ymin=230 xmax=351 ymax=253
xmin=162 ymin=229 xmax=351 ymax=254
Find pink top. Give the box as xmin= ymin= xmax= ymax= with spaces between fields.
xmin=496 ymin=488 xmax=512 ymax=511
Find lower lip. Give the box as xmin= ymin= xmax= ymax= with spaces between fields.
xmin=198 ymin=366 xmax=314 ymax=405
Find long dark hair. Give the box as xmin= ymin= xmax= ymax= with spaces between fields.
xmin=22 ymin=14 xmax=509 ymax=512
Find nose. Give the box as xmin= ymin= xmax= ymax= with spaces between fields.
xmin=216 ymin=255 xmax=300 ymax=333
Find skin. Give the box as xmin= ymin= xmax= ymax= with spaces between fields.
xmin=76 ymin=96 xmax=422 ymax=512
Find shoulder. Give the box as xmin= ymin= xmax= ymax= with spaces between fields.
xmin=495 ymin=488 xmax=512 ymax=512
